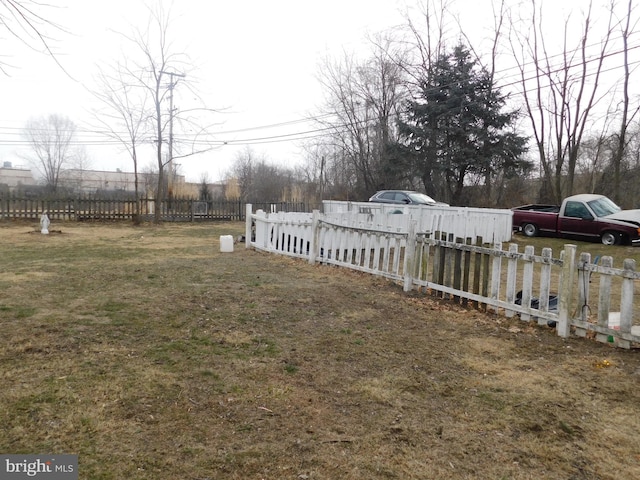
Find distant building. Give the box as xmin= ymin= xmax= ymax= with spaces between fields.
xmin=58 ymin=168 xmax=162 ymax=194
xmin=0 ymin=163 xmax=225 ymax=198
xmin=0 ymin=162 xmax=35 ymax=190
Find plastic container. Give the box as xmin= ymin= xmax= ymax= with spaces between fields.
xmin=220 ymin=235 xmax=234 ymax=253
xmin=608 ymin=312 xmax=621 ymax=330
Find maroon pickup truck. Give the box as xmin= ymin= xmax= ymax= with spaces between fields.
xmin=512 ymin=194 xmax=640 ymax=246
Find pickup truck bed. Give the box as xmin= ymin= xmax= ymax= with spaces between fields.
xmin=512 ymin=194 xmax=640 ymax=246
xmin=514 ymin=204 xmax=560 ymax=213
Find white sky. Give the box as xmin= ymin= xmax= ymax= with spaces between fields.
xmin=0 ymin=0 xmax=631 ymax=183
xmin=0 ymin=0 xmax=409 ymax=182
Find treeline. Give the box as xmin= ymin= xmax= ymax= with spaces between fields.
xmin=223 ymin=1 xmax=640 ymax=210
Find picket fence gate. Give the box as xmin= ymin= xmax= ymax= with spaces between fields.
xmin=245 ymin=205 xmax=640 ymax=349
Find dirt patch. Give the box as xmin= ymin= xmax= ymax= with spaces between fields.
xmin=0 ymin=222 xmax=639 ymax=479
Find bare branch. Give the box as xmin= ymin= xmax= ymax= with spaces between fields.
xmin=0 ymin=0 xmax=72 ymax=76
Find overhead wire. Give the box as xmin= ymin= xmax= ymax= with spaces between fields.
xmin=0 ymin=37 xmax=638 ymax=149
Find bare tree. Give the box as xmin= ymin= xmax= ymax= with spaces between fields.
xmin=315 ymin=34 xmax=407 ymax=200
xmin=226 ymin=147 xmax=300 ymax=203
xmin=608 ymin=0 xmax=640 ymax=204
xmin=91 ymin=62 xmax=150 ymax=221
xmin=300 ymin=141 xmax=335 ymax=204
xmin=22 ymin=114 xmax=77 ymax=192
xmin=228 ymin=147 xmax=259 ymax=202
xmin=129 ymin=4 xmax=186 ymax=222
xmin=400 ymin=0 xmax=450 ymax=91
xmin=394 ymin=0 xmax=453 ymax=199
xmin=575 ymin=130 xmax=613 ymax=193
xmin=509 ymin=0 xmax=616 ymax=203
xmin=102 ymin=3 xmax=192 ymax=221
xmin=458 ymin=0 xmax=519 ymax=205
xmin=96 ymin=3 xmax=219 ymax=222
xmin=0 ymin=0 xmax=66 ymax=74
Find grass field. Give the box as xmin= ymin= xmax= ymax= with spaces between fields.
xmin=1 ymin=220 xmax=639 ymax=479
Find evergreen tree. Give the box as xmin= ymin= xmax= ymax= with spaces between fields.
xmin=398 ymin=45 xmax=530 ymax=205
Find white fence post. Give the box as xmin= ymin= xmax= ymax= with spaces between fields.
xmin=596 ymin=256 xmax=613 ymax=343
xmin=255 ymin=209 xmax=267 ymax=250
xmin=576 ymin=252 xmax=591 ymax=322
xmin=505 ymin=244 xmax=518 ymax=318
xmin=403 ymin=221 xmax=417 ymax=292
xmin=617 ymin=258 xmax=636 ymax=349
xmin=557 ymin=244 xmax=576 ymax=338
xmin=537 ymin=248 xmax=553 ymax=326
xmin=520 ymin=245 xmax=535 ymax=322
xmin=490 ymin=243 xmax=503 ymax=314
xmin=309 ymin=210 xmax=320 ymax=265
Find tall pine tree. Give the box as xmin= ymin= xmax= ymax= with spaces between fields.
xmin=398 ymin=45 xmax=529 ymax=206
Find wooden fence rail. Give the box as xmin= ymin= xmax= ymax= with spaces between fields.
xmin=247 ymin=205 xmax=640 ymax=349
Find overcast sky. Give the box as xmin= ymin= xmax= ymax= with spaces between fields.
xmin=0 ymin=0 xmax=628 ymax=183
xmin=0 ymin=0 xmax=410 ymax=181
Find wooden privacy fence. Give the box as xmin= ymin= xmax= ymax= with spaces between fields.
xmin=246 ymin=205 xmax=640 ymax=349
xmin=0 ymin=195 xmax=306 ymax=222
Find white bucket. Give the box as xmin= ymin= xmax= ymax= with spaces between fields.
xmin=220 ymin=235 xmax=234 ymax=253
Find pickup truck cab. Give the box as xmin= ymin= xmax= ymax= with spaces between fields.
xmin=512 ymin=194 xmax=640 ymax=246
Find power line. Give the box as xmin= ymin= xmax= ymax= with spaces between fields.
xmin=1 ymin=40 xmax=638 ymax=149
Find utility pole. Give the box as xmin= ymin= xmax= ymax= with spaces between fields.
xmin=160 ymin=70 xmax=185 ymax=197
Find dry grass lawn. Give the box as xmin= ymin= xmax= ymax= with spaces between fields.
xmin=1 ymin=220 xmax=639 ymax=479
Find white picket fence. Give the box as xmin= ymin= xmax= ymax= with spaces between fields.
xmin=245 ymin=205 xmax=640 ymax=349
xmin=322 ymin=200 xmax=514 ymax=244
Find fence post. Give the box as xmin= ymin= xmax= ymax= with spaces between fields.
xmin=462 ymin=237 xmax=472 ymax=307
xmin=403 ymin=221 xmax=416 ymax=292
xmin=505 ymin=244 xmax=518 ymax=318
xmin=472 ymin=236 xmax=482 ymax=309
xmin=490 ymin=242 xmax=503 ymax=314
xmin=481 ymin=240 xmax=490 ymax=311
xmin=596 ymin=256 xmax=613 ymax=343
xmin=576 ymin=252 xmax=592 ymax=324
xmin=520 ymin=245 xmax=535 ymax=322
xmin=617 ymin=258 xmax=636 ymax=349
xmin=245 ymin=204 xmax=253 ymax=249
xmin=453 ymin=236 xmax=463 ymax=302
xmin=308 ymin=210 xmax=320 ymax=265
xmin=537 ymin=248 xmax=553 ymax=326
xmin=557 ymin=244 xmax=576 ymax=338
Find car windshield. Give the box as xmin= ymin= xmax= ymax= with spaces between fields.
xmin=587 ymin=197 xmax=621 ymax=217
xmin=407 ymin=192 xmax=436 ymax=204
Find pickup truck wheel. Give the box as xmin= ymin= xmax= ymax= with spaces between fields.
xmin=522 ymin=223 xmax=539 ymax=237
xmin=601 ymin=231 xmax=619 ymax=246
